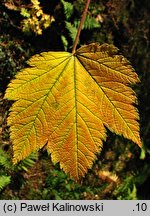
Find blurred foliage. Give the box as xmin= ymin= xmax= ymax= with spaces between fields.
xmin=4 ymin=0 xmax=54 ymax=35
xmin=0 ymin=34 xmax=31 ymax=93
xmin=0 ymin=0 xmax=150 ymax=199
xmin=61 ymin=0 xmax=101 ymax=50
xmin=0 ymin=148 xmax=11 ymax=192
xmin=0 ymin=146 xmax=38 ymax=197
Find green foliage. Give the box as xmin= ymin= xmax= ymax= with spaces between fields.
xmin=61 ymin=0 xmax=101 ymax=49
xmin=0 ymin=176 xmax=11 ymax=192
xmin=61 ymin=0 xmax=73 ymax=19
xmin=113 ymin=176 xmax=138 ymax=200
xmin=65 ymin=21 xmax=77 ymax=44
xmin=42 ymin=167 xmax=103 ymax=200
xmin=0 ymin=147 xmax=37 ymax=195
xmin=0 ymin=148 xmax=12 ymax=170
xmin=61 ymin=35 xmax=68 ymax=51
xmin=0 ymin=148 xmax=11 ymax=191
xmin=15 ymin=153 xmax=37 ymax=172
xmin=0 ymin=147 xmax=37 ymax=173
xmin=43 ymin=169 xmax=82 ymax=199
xmin=74 ymin=15 xmax=101 ymax=30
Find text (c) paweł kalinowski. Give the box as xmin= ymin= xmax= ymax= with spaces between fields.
xmin=20 ymin=202 xmax=104 ymax=212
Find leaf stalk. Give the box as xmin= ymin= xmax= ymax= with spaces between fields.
xmin=72 ymin=0 xmax=91 ymax=54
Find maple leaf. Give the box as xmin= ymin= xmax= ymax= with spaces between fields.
xmin=5 ymin=43 xmax=141 ymax=180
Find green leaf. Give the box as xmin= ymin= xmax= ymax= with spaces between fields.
xmin=0 ymin=176 xmax=11 ymax=191
xmin=61 ymin=0 xmax=74 ymax=20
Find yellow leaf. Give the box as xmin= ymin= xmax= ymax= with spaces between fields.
xmin=5 ymin=43 xmax=141 ymax=180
